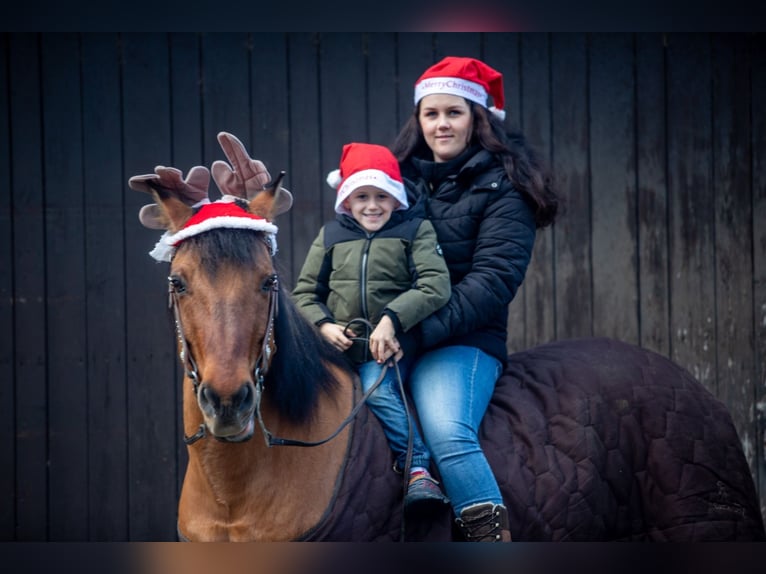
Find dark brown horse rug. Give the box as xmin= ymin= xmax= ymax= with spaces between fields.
xmin=298 ymin=337 xmax=765 ymax=541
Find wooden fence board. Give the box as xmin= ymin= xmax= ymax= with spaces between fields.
xmin=286 ymin=33 xmax=322 ymax=287
xmin=395 ymin=34 xmax=434 ymax=128
xmin=518 ymin=33 xmax=556 ymax=349
xmin=551 ymin=33 xmax=592 ymax=340
xmin=365 ymin=33 xmax=399 ymax=148
xmin=81 ymin=33 xmax=129 ymax=541
xmin=10 ymin=32 xmax=48 ymax=541
xmin=121 ymin=33 xmax=179 ymax=541
xmin=749 ymin=34 xmax=766 ymax=522
xmin=666 ymin=33 xmax=717 ymax=394
xmin=0 ymin=31 xmax=15 ymax=540
xmin=483 ymin=34 xmax=527 ymax=352
xmin=202 ymin=33 xmax=251 ymax=168
xmin=41 ymin=32 xmax=89 ymax=541
xmin=250 ymin=33 xmax=292 ymax=281
xmin=319 ymin=33 xmax=368 ymax=225
xmin=590 ymin=33 xmax=639 ymax=343
xmin=636 ymin=33 xmax=670 ymax=356
xmin=712 ymin=33 xmax=757 ymax=479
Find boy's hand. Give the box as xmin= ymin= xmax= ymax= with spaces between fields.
xmin=319 ymin=322 xmax=353 ymax=353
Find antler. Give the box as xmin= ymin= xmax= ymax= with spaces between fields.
xmin=212 ymin=132 xmax=293 ymax=217
xmin=129 ymin=165 xmax=211 ymax=229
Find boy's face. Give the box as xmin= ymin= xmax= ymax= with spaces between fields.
xmin=343 ymin=186 xmax=399 ymax=232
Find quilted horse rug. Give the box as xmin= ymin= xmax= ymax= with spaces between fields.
xmin=298 ymin=337 xmax=765 ymax=541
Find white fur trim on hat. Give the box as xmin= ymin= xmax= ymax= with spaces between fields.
xmin=333 ymin=168 xmax=409 ymax=215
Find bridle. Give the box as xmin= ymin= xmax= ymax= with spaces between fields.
xmin=167 ymin=237 xmax=397 ymax=449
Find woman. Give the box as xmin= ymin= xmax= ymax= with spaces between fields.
xmin=389 ymin=56 xmax=558 ymax=541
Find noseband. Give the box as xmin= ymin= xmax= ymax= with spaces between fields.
xmin=167 ymin=248 xmax=279 ymax=445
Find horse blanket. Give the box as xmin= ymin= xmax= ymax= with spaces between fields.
xmin=298 ymin=337 xmax=765 ymax=541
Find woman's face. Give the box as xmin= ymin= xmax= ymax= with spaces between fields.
xmin=418 ymin=94 xmax=474 ymax=163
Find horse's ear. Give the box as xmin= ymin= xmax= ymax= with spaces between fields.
xmin=248 ymin=171 xmax=293 ymax=220
xmin=130 ymin=165 xmax=208 ymax=231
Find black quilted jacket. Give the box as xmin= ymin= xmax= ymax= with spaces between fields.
xmin=401 ymin=145 xmax=537 ymax=363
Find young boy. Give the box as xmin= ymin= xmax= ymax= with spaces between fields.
xmin=292 ymin=142 xmax=450 ymax=508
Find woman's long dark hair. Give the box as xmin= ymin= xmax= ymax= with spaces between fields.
xmin=390 ymin=101 xmax=559 ymax=228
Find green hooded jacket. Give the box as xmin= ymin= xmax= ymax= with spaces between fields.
xmin=292 ymin=212 xmax=451 ymax=364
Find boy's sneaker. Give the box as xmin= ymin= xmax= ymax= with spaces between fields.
xmin=404 ymin=470 xmax=450 ymax=508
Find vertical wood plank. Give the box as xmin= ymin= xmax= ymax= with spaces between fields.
xmin=201 ymin=33 xmax=251 ymax=167
xmin=395 ymin=34 xmax=434 ymax=128
xmin=10 ymin=32 xmax=48 ymax=541
xmin=365 ymin=33 xmax=399 ymax=148
xmin=752 ymin=32 xmax=766 ymax=523
xmin=712 ymin=33 xmax=757 ymax=480
xmin=81 ymin=32 xmax=129 ymax=541
xmin=433 ymin=32 xmax=481 ymax=60
xmin=286 ymin=33 xmax=322 ymax=288
xmin=518 ymin=33 xmax=556 ymax=349
xmin=635 ymin=33 xmax=670 ymax=356
xmin=122 ymin=32 xmax=178 ymax=541
xmin=0 ymin=31 xmax=15 ymax=540
xmin=590 ymin=33 xmax=639 ymax=343
xmin=169 ymin=31 xmax=204 ymax=503
xmin=666 ymin=33 xmax=716 ymax=393
xmin=41 ymin=32 xmax=88 ymax=541
xmin=551 ymin=33 xmax=592 ymax=339
xmin=484 ymin=34 xmax=527 ymax=353
xmin=250 ymin=34 xmax=292 ymax=280
xmin=319 ymin=33 xmax=368 ymax=220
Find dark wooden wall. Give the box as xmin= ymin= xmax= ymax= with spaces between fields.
xmin=0 ymin=32 xmax=763 ymax=541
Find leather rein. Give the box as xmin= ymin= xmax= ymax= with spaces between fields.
xmin=167 ymin=245 xmax=397 ymax=449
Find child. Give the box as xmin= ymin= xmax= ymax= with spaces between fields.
xmin=292 ymin=142 xmax=451 ymax=508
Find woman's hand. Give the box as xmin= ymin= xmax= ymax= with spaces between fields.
xmin=369 ymin=315 xmax=402 ymax=363
xmin=319 ymin=323 xmax=353 ymax=353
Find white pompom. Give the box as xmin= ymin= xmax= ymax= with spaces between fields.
xmin=326 ymin=169 xmax=342 ymax=189
xmin=489 ymin=107 xmax=506 ymax=122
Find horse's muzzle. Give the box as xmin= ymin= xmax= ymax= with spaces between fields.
xmin=197 ymin=381 xmax=257 ymax=442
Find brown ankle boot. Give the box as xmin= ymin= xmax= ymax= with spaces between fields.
xmin=455 ymin=502 xmax=512 ymax=542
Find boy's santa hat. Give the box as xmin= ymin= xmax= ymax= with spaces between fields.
xmin=326 ymin=142 xmax=409 ymax=215
xmin=414 ymin=56 xmax=506 ymax=121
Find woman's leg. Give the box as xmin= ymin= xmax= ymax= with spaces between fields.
xmin=408 ymin=345 xmax=503 ymax=515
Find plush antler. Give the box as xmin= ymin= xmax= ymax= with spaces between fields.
xmin=129 ymin=165 xmax=211 ymax=230
xmin=212 ymin=132 xmax=293 ymax=218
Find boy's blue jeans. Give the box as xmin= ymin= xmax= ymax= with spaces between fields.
xmin=408 ymin=345 xmax=503 ymax=516
xmin=358 ymin=355 xmax=431 ymax=470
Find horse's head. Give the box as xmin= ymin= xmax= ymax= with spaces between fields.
xmin=130 ymin=133 xmax=294 ymax=443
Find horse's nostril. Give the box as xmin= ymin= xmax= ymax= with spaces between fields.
xmin=198 ymin=385 xmax=220 ymax=411
xmin=232 ymin=383 xmax=254 ymax=410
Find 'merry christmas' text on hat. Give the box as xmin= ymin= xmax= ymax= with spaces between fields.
xmin=326 ymin=142 xmax=409 ymax=215
xmin=414 ymin=56 xmax=506 ymax=121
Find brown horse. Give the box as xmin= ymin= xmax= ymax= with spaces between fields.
xmin=129 ymin=134 xmax=765 ymax=542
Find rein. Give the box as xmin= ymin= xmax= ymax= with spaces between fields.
xmin=168 ymin=264 xmax=398 ymax=449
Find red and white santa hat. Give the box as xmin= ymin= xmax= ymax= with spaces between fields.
xmin=326 ymin=142 xmax=409 ymax=215
xmin=414 ymin=56 xmax=506 ymax=121
xmin=149 ymin=197 xmax=278 ymax=262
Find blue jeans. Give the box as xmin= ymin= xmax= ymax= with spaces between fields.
xmin=358 ymin=356 xmax=431 ymax=470
xmin=409 ymin=345 xmax=503 ymax=516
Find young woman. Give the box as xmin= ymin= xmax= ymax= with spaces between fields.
xmin=389 ymin=56 xmax=558 ymax=541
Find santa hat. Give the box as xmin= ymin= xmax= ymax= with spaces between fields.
xmin=149 ymin=197 xmax=278 ymax=262
xmin=326 ymin=142 xmax=409 ymax=215
xmin=414 ymin=56 xmax=506 ymax=121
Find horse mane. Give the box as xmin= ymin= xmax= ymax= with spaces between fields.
xmin=267 ymin=259 xmax=351 ymax=423
xmin=178 ymin=227 xmax=351 ymax=424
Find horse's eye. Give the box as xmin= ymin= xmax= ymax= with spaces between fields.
xmin=169 ymin=275 xmax=187 ymax=294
